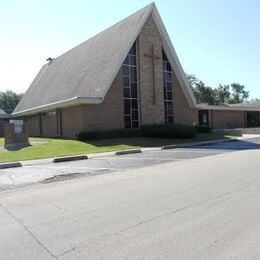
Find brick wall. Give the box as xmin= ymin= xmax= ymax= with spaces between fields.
xmin=59 ymin=71 xmax=124 ymax=139
xmin=83 ymin=71 xmax=124 ymax=133
xmin=25 ymin=115 xmax=41 ymax=136
xmin=172 ymin=72 xmax=198 ymax=125
xmin=41 ymin=115 xmax=57 ymax=137
xmin=61 ymin=105 xmax=84 ymax=139
xmin=138 ymin=14 xmax=164 ymax=125
xmin=210 ymin=110 xmax=245 ymax=129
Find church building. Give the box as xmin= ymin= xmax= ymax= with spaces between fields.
xmin=12 ymin=3 xmax=260 ymax=138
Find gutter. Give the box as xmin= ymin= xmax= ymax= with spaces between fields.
xmin=11 ymin=96 xmax=102 ymax=117
xmin=196 ymin=105 xmax=260 ymax=112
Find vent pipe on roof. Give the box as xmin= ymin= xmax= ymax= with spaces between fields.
xmin=46 ymin=57 xmax=54 ymax=65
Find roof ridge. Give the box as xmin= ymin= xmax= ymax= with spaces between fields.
xmin=47 ymin=3 xmax=154 ymax=65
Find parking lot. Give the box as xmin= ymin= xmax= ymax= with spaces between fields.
xmin=1 ymin=136 xmax=260 ymax=190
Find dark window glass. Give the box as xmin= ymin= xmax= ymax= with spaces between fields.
xmin=247 ymin=111 xmax=260 ymax=127
xmin=123 ymin=87 xmax=130 ymax=98
xmin=167 ymin=102 xmax=173 ymax=113
xmin=163 ymin=61 xmax=167 ymax=71
xmin=166 ymin=72 xmax=172 ymax=82
xmin=122 ymin=41 xmax=139 ymax=129
xmin=166 ymin=62 xmax=171 ymax=71
xmin=162 ymin=48 xmax=174 ymax=124
xmin=123 ymin=76 xmax=130 ymax=87
xmin=122 ymin=65 xmax=129 ymax=76
xmin=124 ymin=99 xmax=130 ymax=115
xmin=166 ymin=81 xmax=172 ymax=91
xmin=132 ymin=110 xmax=139 ymax=121
xmin=131 ymin=99 xmax=138 ymax=109
xmin=129 ymin=55 xmax=136 ymax=66
xmin=131 ymin=83 xmax=137 ymax=98
xmin=130 ymin=67 xmax=137 ymax=82
xmin=167 ymin=91 xmax=172 ymax=100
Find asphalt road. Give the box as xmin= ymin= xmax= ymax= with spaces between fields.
xmin=0 ymin=138 xmax=260 ymax=259
xmin=1 ymin=137 xmax=260 ymax=190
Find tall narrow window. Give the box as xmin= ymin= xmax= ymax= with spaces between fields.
xmin=162 ymin=49 xmax=173 ymax=124
xmin=122 ymin=42 xmax=139 ymax=128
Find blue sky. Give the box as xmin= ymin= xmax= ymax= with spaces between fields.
xmin=1 ymin=0 xmax=259 ymax=98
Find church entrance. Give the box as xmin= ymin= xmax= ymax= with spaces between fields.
xmin=246 ymin=111 xmax=260 ymax=127
xmin=198 ymin=110 xmax=209 ymax=126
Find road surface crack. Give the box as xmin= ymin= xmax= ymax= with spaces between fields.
xmin=0 ymin=203 xmax=57 ymax=259
xmin=8 ymin=175 xmax=15 ymax=185
xmin=56 ymin=247 xmax=76 ymax=259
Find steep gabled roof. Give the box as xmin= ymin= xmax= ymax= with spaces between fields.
xmin=13 ymin=2 xmax=196 ymax=116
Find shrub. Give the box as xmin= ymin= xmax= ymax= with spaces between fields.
xmin=76 ymin=128 xmax=142 ymax=141
xmin=196 ymin=125 xmax=211 ymax=133
xmin=141 ymin=124 xmax=197 ymax=138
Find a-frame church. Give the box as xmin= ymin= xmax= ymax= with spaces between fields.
xmin=12 ymin=3 xmax=260 ymax=138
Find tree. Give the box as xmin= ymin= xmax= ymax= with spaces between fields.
xmin=227 ymin=83 xmax=249 ymax=104
xmin=0 ymin=90 xmax=23 ymax=114
xmin=186 ymin=74 xmax=217 ymax=104
xmin=216 ymin=84 xmax=230 ymax=103
xmin=186 ymin=74 xmax=250 ymax=105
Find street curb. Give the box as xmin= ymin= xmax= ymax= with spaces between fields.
xmin=162 ymin=138 xmax=237 ymax=150
xmin=115 ymin=149 xmax=142 ymax=155
xmin=53 ymin=155 xmax=88 ymax=163
xmin=0 ymin=162 xmax=22 ymax=169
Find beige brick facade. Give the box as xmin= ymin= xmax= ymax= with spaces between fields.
xmin=138 ymin=14 xmax=164 ymax=125
xmin=209 ymin=110 xmax=245 ymax=129
xmin=26 ymin=115 xmax=40 ymax=136
xmin=172 ymin=72 xmax=198 ymax=125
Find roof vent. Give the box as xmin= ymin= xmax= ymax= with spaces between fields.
xmin=46 ymin=57 xmax=54 ymax=65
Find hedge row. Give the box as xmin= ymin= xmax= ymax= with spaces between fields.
xmin=76 ymin=123 xmax=202 ymax=141
xmin=141 ymin=124 xmax=197 ymax=138
xmin=196 ymin=125 xmax=211 ymax=133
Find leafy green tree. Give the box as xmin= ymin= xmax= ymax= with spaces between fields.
xmin=0 ymin=90 xmax=23 ymax=114
xmin=187 ymin=74 xmax=250 ymax=105
xmin=227 ymin=83 xmax=249 ymax=104
xmin=186 ymin=74 xmax=217 ymax=104
xmin=216 ymin=84 xmax=231 ymax=103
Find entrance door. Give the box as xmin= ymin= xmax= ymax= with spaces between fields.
xmin=247 ymin=111 xmax=260 ymax=127
xmin=198 ymin=110 xmax=209 ymax=126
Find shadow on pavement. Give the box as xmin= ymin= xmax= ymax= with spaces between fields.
xmin=191 ymin=139 xmax=260 ymax=151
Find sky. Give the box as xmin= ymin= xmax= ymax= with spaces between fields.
xmin=0 ymin=0 xmax=260 ymax=98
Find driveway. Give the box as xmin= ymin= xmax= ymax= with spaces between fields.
xmin=1 ymin=136 xmax=260 ymax=190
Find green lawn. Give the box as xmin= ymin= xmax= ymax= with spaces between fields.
xmin=0 ymin=134 xmax=235 ymax=163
